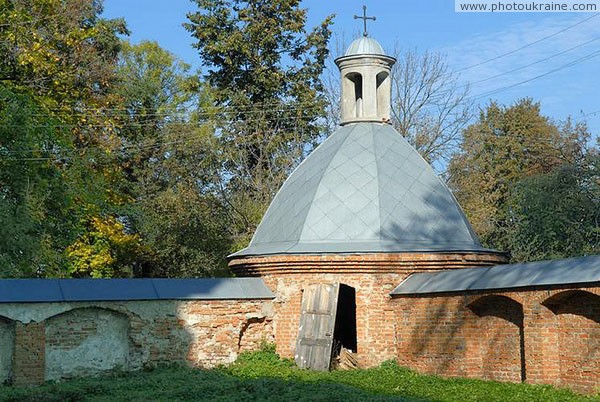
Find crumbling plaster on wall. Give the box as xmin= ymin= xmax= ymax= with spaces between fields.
xmin=1 ymin=298 xmax=275 ymax=383
xmin=45 ymin=308 xmax=129 ymax=381
xmin=0 ymin=300 xmax=182 ymax=324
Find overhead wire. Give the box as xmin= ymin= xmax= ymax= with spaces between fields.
xmin=454 ymin=13 xmax=599 ymax=73
xmin=466 ymin=36 xmax=600 ymax=87
xmin=470 ymin=48 xmax=600 ymax=100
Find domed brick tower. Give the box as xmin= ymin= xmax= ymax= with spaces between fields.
xmin=229 ymin=34 xmax=507 ymax=370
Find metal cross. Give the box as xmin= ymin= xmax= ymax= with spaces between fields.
xmin=354 ymin=5 xmax=376 ymax=37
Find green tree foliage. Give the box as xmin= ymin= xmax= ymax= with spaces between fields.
xmin=66 ymin=215 xmax=141 ymax=278
xmin=449 ymin=98 xmax=596 ymax=261
xmin=0 ymin=0 xmax=143 ymax=278
xmin=112 ymin=41 xmax=231 ymax=277
xmin=0 ymin=0 xmax=127 ymax=109
xmin=185 ymin=0 xmax=333 ymax=249
xmin=113 ymin=40 xmax=194 ymax=197
xmin=506 ymin=151 xmax=599 ymax=261
xmin=0 ymin=85 xmax=78 ymax=276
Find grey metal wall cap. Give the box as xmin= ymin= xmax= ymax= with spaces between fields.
xmin=391 ymin=254 xmax=600 ymax=295
xmin=0 ymin=277 xmax=274 ymax=303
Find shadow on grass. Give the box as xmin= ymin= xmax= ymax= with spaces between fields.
xmin=0 ymin=366 xmax=414 ymax=402
xmin=0 ymin=350 xmax=596 ymax=402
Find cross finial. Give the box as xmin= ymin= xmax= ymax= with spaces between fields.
xmin=354 ymin=5 xmax=376 ymax=37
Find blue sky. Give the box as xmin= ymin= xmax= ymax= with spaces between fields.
xmin=102 ymin=0 xmax=600 ymax=139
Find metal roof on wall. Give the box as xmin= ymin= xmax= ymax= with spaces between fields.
xmin=0 ymin=277 xmax=274 ymax=303
xmin=232 ymin=122 xmax=494 ymax=257
xmin=391 ymin=254 xmax=600 ymax=295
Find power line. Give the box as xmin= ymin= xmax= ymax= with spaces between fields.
xmin=467 ymin=37 xmax=600 ymax=87
xmin=455 ymin=13 xmax=599 ymax=73
xmin=471 ymin=48 xmax=600 ymax=100
xmin=0 ymin=115 xmax=325 ymax=159
xmin=7 ymin=101 xmax=324 ymax=120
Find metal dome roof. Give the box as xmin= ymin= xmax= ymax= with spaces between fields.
xmin=231 ymin=122 xmax=490 ymax=257
xmin=344 ymin=37 xmax=386 ymax=56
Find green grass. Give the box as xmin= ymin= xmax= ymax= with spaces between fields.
xmin=1 ymin=346 xmax=598 ymax=402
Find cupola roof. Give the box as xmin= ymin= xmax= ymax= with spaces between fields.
xmin=230 ymin=123 xmax=490 ymax=257
xmin=344 ymin=37 xmax=386 ymax=56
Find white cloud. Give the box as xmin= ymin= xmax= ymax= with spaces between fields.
xmin=440 ymin=14 xmax=600 ymax=138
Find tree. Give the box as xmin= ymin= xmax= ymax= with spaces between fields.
xmin=0 ymin=0 xmax=127 ymax=110
xmin=390 ymin=48 xmax=472 ymax=170
xmin=0 ymin=85 xmax=79 ymax=277
xmin=113 ymin=40 xmax=195 ymax=197
xmin=185 ymin=0 xmax=333 ymax=249
xmin=448 ymin=98 xmax=592 ymax=259
xmin=506 ymin=155 xmax=599 ymax=262
xmin=0 ymin=1 xmax=149 ymax=278
xmin=111 ymin=41 xmax=231 ymax=277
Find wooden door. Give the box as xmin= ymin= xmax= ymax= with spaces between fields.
xmin=295 ymin=283 xmax=340 ymax=370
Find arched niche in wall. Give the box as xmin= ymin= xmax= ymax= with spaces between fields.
xmin=0 ymin=316 xmax=15 ymax=384
xmin=467 ymin=295 xmax=525 ymax=383
xmin=542 ymin=290 xmax=600 ymax=393
xmin=45 ymin=307 xmax=130 ymax=381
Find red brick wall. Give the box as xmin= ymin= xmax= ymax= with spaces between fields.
xmin=178 ymin=301 xmax=274 ymax=367
xmin=394 ymin=287 xmax=600 ymax=394
xmin=468 ymin=295 xmax=524 ymax=382
xmin=232 ymin=252 xmax=600 ymax=394
xmin=542 ymin=290 xmax=600 ymax=393
xmin=260 ymin=272 xmax=402 ymax=367
xmin=230 ymin=252 xmax=506 ymax=368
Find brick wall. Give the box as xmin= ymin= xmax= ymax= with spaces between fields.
xmin=230 ymin=252 xmax=506 ymax=368
xmin=12 ymin=322 xmax=45 ymax=386
xmin=45 ymin=308 xmax=129 ymax=381
xmin=230 ymin=252 xmax=600 ymax=394
xmin=0 ymin=299 xmax=274 ymax=385
xmin=260 ymin=271 xmax=402 ymax=367
xmin=393 ymin=287 xmax=600 ymax=394
xmin=541 ymin=290 xmax=600 ymax=393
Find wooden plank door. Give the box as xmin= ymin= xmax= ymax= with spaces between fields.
xmin=295 ymin=283 xmax=340 ymax=370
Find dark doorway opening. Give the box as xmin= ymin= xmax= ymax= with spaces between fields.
xmin=333 ymin=284 xmax=357 ymax=353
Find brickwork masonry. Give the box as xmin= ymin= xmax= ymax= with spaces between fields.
xmin=230 ymin=252 xmax=600 ymax=394
xmin=0 ymin=299 xmax=274 ymax=385
xmin=393 ymin=286 xmax=600 ymax=394
xmin=2 ymin=249 xmax=599 ymax=395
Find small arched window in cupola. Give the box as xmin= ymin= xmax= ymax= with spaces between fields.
xmin=345 ymin=72 xmax=363 ymax=118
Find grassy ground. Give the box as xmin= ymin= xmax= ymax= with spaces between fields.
xmin=1 ymin=346 xmax=598 ymax=402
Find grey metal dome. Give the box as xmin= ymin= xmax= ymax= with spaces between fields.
xmin=344 ymin=37 xmax=385 ymax=56
xmin=231 ymin=122 xmax=489 ymax=257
